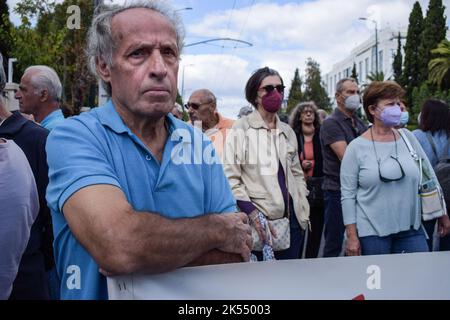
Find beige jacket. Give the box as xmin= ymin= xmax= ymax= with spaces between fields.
xmin=223 ymin=110 xmax=310 ymax=230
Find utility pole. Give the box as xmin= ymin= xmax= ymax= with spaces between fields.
xmin=359 ymin=18 xmax=379 ymax=75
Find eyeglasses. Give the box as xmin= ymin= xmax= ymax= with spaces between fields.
xmin=377 ymin=155 xmax=406 ymax=182
xmin=259 ymin=84 xmax=285 ymax=94
xmin=370 ymin=128 xmax=406 ymax=183
xmin=185 ymin=101 xmax=211 ymax=110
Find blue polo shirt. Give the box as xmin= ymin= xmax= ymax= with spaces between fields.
xmin=41 ymin=109 xmax=65 ymax=131
xmin=45 ymin=101 xmax=236 ymax=300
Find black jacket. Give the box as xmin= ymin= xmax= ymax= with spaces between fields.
xmin=296 ymin=126 xmax=324 ymax=178
xmin=0 ymin=111 xmax=52 ymax=299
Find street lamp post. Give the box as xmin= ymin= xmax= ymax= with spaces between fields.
xmin=359 ymin=17 xmax=379 ymax=76
xmin=179 ymin=38 xmax=252 ymax=104
xmin=181 ymin=64 xmax=194 ymax=103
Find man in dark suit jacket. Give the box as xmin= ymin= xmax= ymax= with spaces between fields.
xmin=0 ymin=57 xmax=53 ymax=299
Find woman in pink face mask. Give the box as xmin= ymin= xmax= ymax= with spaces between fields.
xmin=223 ymin=67 xmax=310 ymax=261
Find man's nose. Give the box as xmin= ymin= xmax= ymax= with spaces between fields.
xmin=14 ymin=91 xmax=21 ymax=99
xmin=148 ymin=51 xmax=168 ymax=79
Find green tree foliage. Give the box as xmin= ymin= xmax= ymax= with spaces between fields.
xmin=351 ymin=63 xmax=359 ymax=84
xmin=429 ymin=40 xmax=450 ymax=90
xmin=303 ymin=58 xmax=331 ymax=112
xmin=418 ymin=0 xmax=447 ymax=85
xmin=411 ymin=83 xmax=432 ymax=124
xmin=176 ymin=91 xmax=189 ymax=121
xmin=393 ymin=33 xmax=403 ymax=83
xmin=402 ymin=1 xmax=424 ymax=110
xmin=286 ymin=68 xmax=303 ymax=114
xmin=8 ymin=0 xmax=96 ymax=115
xmin=0 ymin=0 xmax=12 ymax=66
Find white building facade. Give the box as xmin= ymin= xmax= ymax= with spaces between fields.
xmin=324 ymin=27 xmax=407 ymax=106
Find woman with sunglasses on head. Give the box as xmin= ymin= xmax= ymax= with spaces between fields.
xmin=223 ymin=67 xmax=310 ymax=261
xmin=289 ymin=102 xmax=324 ymax=258
xmin=341 ymin=81 xmax=450 ymax=256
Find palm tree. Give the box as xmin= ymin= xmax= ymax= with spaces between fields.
xmin=366 ymin=71 xmax=386 ymax=82
xmin=361 ymin=71 xmax=388 ymax=92
xmin=429 ymin=39 xmax=450 ymax=88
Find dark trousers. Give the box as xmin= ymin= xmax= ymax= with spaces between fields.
xmin=323 ymin=190 xmax=345 ymax=257
xmin=423 ymin=219 xmax=450 ymax=251
xmin=305 ymin=204 xmax=324 ymax=258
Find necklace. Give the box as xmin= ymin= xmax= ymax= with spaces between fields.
xmin=370 ymin=127 xmax=405 ymax=183
xmin=370 ymin=127 xmax=398 ymax=161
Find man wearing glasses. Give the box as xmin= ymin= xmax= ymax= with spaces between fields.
xmin=186 ymin=89 xmax=234 ymax=156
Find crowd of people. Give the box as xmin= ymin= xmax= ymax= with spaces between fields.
xmin=1 ymin=0 xmax=450 ymax=300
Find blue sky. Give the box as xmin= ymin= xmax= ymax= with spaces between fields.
xmin=7 ymin=0 xmax=450 ymax=118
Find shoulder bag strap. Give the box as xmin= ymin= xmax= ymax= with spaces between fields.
xmin=399 ymin=129 xmax=423 ymax=186
xmin=425 ymin=132 xmax=439 ymax=159
xmin=440 ymin=135 xmax=450 ymax=162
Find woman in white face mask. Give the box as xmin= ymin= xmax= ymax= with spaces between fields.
xmin=395 ymin=99 xmax=410 ymax=129
xmin=340 ymin=81 xmax=450 ymax=256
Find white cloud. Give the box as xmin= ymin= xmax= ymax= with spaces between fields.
xmin=6 ymin=0 xmax=450 ymax=118
xmin=182 ymin=0 xmax=450 ymax=118
xmin=179 ymin=54 xmax=251 ymax=109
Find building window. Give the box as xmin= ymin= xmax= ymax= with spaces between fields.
xmin=359 ymin=61 xmax=363 ymax=80
xmin=378 ymin=50 xmax=383 ymax=73
xmin=371 ymin=47 xmax=377 ymax=73
xmin=365 ymin=58 xmax=369 ymax=78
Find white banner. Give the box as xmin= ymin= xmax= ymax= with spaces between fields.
xmin=107 ymin=252 xmax=450 ymax=300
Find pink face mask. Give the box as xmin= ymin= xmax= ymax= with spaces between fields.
xmin=261 ymin=90 xmax=283 ymax=113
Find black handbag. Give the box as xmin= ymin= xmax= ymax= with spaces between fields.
xmin=306 ymin=176 xmax=324 ymax=207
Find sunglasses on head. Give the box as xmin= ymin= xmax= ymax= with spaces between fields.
xmin=260 ymin=84 xmax=285 ymax=94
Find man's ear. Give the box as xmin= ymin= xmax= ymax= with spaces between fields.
xmin=39 ymin=89 xmax=49 ymax=102
xmin=96 ymin=56 xmax=111 ymax=83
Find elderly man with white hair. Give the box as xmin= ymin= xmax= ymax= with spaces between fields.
xmin=15 ymin=65 xmax=64 ymax=131
xmin=45 ymin=0 xmax=251 ymax=300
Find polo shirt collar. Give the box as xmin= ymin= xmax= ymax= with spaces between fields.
xmin=96 ymin=100 xmax=129 ymax=134
xmin=41 ymin=109 xmax=63 ymax=127
xmin=334 ymin=107 xmax=356 ymax=121
xmin=96 ymin=99 xmax=180 ymax=140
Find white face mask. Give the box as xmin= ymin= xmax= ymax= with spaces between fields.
xmin=343 ymin=94 xmax=360 ymax=111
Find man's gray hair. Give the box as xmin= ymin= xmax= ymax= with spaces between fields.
xmin=0 ymin=54 xmax=6 ymax=94
xmin=25 ymin=65 xmax=62 ymax=101
xmin=87 ymin=0 xmax=185 ymax=97
xmin=335 ymin=77 xmax=357 ymax=94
